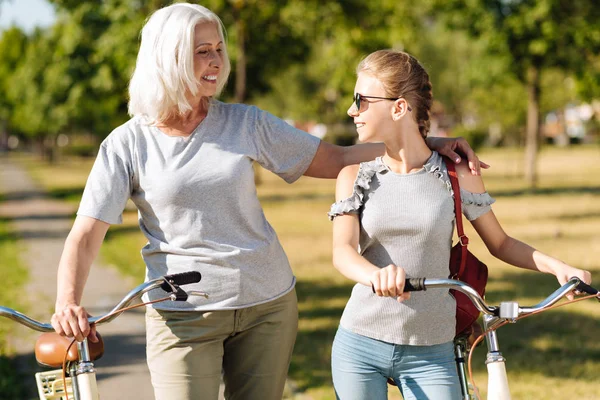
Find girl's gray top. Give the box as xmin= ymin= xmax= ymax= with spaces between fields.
xmin=78 ymin=99 xmax=320 ymax=311
xmin=328 ymin=152 xmax=495 ymax=345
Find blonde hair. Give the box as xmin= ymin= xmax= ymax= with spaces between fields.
xmin=128 ymin=3 xmax=231 ymax=123
xmin=357 ymin=50 xmax=433 ymax=137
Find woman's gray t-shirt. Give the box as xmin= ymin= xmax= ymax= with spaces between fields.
xmin=78 ymin=99 xmax=320 ymax=311
xmin=329 ymin=152 xmax=495 ymax=345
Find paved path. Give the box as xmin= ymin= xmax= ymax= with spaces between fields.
xmin=0 ymin=155 xmax=156 ymax=399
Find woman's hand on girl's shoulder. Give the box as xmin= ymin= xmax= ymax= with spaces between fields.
xmin=428 ymin=136 xmax=490 ymax=175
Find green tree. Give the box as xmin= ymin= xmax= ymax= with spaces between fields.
xmin=8 ymin=8 xmax=116 ymax=159
xmin=254 ymin=0 xmax=429 ymax=124
xmin=436 ymin=0 xmax=600 ymax=187
xmin=202 ymin=0 xmax=312 ymax=103
xmin=0 ymin=27 xmax=28 ymax=149
xmin=8 ymin=28 xmax=58 ymax=157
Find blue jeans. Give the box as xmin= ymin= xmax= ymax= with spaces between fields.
xmin=331 ymin=326 xmax=461 ymax=400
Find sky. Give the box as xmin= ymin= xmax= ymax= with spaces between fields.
xmin=0 ymin=0 xmax=56 ymax=33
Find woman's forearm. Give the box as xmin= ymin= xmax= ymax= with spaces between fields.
xmin=304 ymin=142 xmax=384 ymax=179
xmin=55 ymin=235 xmax=95 ymax=309
xmin=342 ymin=143 xmax=385 ymax=167
xmin=55 ymin=217 xmax=109 ymax=310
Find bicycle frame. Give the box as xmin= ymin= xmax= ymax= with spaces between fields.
xmin=0 ymin=272 xmax=205 ymax=400
xmin=403 ymin=277 xmax=596 ymax=400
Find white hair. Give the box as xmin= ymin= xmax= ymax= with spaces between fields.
xmin=128 ymin=3 xmax=231 ymax=123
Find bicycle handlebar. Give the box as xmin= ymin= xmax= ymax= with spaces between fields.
xmin=0 ymin=271 xmax=202 ymax=333
xmin=402 ymin=276 xmax=598 ymax=318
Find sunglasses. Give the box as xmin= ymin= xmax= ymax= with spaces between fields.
xmin=353 ymin=93 xmax=412 ymax=112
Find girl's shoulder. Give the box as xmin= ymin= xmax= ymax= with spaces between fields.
xmin=340 ymin=158 xmax=387 ymax=192
xmin=329 ymin=158 xmax=386 ymax=220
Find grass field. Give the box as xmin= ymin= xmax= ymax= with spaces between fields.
xmin=20 ymin=144 xmax=600 ymax=399
xmin=0 ymin=196 xmax=31 ymax=398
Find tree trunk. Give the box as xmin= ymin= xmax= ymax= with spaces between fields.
xmin=524 ymin=66 xmax=541 ymax=189
xmin=0 ymin=120 xmax=7 ymax=152
xmin=234 ymin=18 xmax=247 ymax=103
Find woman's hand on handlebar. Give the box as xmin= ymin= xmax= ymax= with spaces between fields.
xmin=370 ymin=264 xmax=411 ymax=302
xmin=51 ymin=304 xmax=99 ymax=343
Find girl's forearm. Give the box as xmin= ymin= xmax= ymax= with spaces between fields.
xmin=333 ymin=245 xmax=380 ymax=286
xmin=493 ymin=236 xmax=560 ymax=275
xmin=342 ymin=143 xmax=385 ymax=167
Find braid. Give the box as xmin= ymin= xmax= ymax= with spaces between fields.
xmin=417 ymin=78 xmax=433 ymax=138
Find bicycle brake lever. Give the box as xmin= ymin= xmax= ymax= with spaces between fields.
xmin=186 ymin=291 xmax=209 ymax=299
xmin=161 ymin=277 xmax=190 ymax=301
xmin=169 ymin=287 xmax=190 ymax=301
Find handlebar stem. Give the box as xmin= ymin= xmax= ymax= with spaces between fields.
xmin=77 ymin=339 xmax=92 ymax=363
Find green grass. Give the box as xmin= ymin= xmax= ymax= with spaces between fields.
xmin=19 ymin=144 xmax=600 ymax=399
xmin=0 ymin=211 xmax=30 ymax=398
xmin=18 ymin=154 xmax=94 ymax=204
xmin=0 ymin=220 xmax=28 ymax=347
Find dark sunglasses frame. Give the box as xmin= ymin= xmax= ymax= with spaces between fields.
xmin=353 ymin=93 xmax=412 ymax=112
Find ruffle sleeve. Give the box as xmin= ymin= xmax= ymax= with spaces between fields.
xmin=424 ymin=151 xmax=495 ymax=221
xmin=423 ymin=153 xmax=453 ymax=194
xmin=461 ymin=189 xmax=496 ymax=221
xmin=328 ymin=160 xmax=385 ymax=221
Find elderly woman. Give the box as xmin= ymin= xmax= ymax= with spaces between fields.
xmin=50 ymin=3 xmax=482 ymax=400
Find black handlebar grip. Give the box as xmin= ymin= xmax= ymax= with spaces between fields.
xmin=161 ymin=272 xmax=202 ymax=291
xmin=575 ymin=280 xmax=599 ymax=295
xmin=403 ymin=278 xmax=426 ymax=292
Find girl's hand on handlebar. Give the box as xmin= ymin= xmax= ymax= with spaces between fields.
xmin=554 ymin=265 xmax=592 ymax=301
xmin=370 ymin=264 xmax=411 ymax=302
xmin=51 ymin=304 xmax=98 ymax=343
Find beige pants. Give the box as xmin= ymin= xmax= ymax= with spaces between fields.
xmin=146 ymin=289 xmax=298 ymax=400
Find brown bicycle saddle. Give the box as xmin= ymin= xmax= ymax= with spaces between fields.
xmin=35 ymin=332 xmax=105 ymax=368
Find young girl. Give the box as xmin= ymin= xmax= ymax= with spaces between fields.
xmin=328 ymin=50 xmax=592 ymax=400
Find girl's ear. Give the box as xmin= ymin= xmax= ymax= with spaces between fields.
xmin=391 ymin=98 xmax=410 ymax=121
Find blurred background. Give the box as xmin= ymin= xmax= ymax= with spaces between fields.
xmin=1 ymin=0 xmax=599 ymax=181
xmin=0 ymin=0 xmax=599 ymax=399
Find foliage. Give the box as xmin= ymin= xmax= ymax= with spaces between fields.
xmin=5 ymin=1 xmax=168 ymax=145
xmin=434 ymin=0 xmax=600 ymax=186
xmin=451 ymin=125 xmax=488 ymax=152
xmin=202 ymin=0 xmax=313 ymax=102
xmin=0 ymin=27 xmax=28 ymax=129
xmin=0 ymin=0 xmax=597 ymax=153
xmin=436 ymin=0 xmax=600 ymax=82
xmin=575 ymin=53 xmax=600 ymax=101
